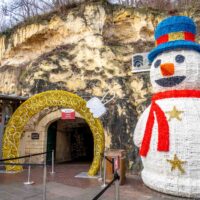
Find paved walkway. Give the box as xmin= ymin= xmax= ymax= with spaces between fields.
xmin=0 ymin=164 xmax=192 ymax=200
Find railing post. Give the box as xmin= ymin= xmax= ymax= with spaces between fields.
xmin=50 ymin=150 xmax=55 ymax=174
xmin=113 ymin=156 xmax=120 ymax=200
xmin=101 ymin=153 xmax=107 ymax=188
xmin=43 ymin=158 xmax=47 ymax=200
xmin=115 ymin=177 xmax=120 ymax=200
xmin=114 ymin=171 xmax=120 ymax=200
xmin=98 ymin=153 xmax=102 ymax=181
xmin=24 ymin=156 xmax=34 ymax=185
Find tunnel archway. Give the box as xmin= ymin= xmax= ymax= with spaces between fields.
xmin=46 ymin=118 xmax=94 ymax=164
xmin=3 ymin=90 xmax=104 ymax=175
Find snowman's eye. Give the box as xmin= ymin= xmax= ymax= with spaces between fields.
xmin=154 ymin=59 xmax=161 ymax=68
xmin=175 ymin=55 xmax=185 ymax=63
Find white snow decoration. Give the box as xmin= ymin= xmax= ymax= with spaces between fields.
xmin=86 ymin=91 xmax=115 ymax=118
xmin=86 ymin=97 xmax=106 ymax=118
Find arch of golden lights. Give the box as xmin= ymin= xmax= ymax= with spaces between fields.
xmin=2 ymin=90 xmax=105 ymax=175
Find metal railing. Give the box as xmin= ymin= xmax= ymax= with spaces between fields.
xmin=0 ymin=151 xmax=50 ymax=162
xmin=95 ymin=153 xmax=120 ymax=200
xmin=0 ymin=150 xmax=56 ymax=200
xmin=93 ymin=171 xmax=120 ymax=200
xmin=0 ymin=150 xmax=121 ymax=200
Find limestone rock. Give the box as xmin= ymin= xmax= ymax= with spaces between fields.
xmin=0 ymin=1 xmax=187 ymax=172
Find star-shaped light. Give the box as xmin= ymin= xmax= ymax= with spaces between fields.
xmin=166 ymin=154 xmax=186 ymax=174
xmin=165 ymin=106 xmax=184 ymax=121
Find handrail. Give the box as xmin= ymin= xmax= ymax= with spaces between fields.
xmin=92 ymin=172 xmax=120 ymax=200
xmin=0 ymin=151 xmax=51 ymax=162
xmin=0 ymin=163 xmax=44 ymax=166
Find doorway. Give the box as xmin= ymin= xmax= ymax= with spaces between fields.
xmin=71 ymin=125 xmax=94 ymax=162
xmin=46 ymin=117 xmax=94 ymax=164
xmin=46 ymin=121 xmax=57 ymax=164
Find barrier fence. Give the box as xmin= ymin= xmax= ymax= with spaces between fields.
xmin=0 ymin=150 xmax=120 ymax=200
xmin=95 ymin=153 xmax=120 ymax=200
xmin=0 ymin=150 xmax=55 ymax=200
xmin=93 ymin=171 xmax=120 ymax=200
xmin=0 ymin=151 xmax=51 ymax=162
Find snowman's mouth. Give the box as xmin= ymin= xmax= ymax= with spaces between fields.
xmin=155 ymin=76 xmax=186 ymax=87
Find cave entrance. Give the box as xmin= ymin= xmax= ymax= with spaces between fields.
xmin=46 ymin=117 xmax=94 ymax=165
xmin=4 ymin=90 xmax=104 ymax=175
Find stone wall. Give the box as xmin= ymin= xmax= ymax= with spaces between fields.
xmin=2 ymin=1 xmax=200 ymax=171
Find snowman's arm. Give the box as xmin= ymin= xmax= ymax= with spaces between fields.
xmin=133 ymin=105 xmax=151 ymax=148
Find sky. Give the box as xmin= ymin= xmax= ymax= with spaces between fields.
xmin=1 ymin=0 xmax=19 ymax=4
xmin=0 ymin=0 xmax=11 ymax=5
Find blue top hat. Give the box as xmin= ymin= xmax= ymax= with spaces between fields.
xmin=148 ymin=16 xmax=200 ymax=62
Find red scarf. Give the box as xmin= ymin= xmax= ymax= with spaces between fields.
xmin=140 ymin=89 xmax=200 ymax=157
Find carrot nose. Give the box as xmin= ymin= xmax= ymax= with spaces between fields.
xmin=160 ymin=63 xmax=174 ymax=76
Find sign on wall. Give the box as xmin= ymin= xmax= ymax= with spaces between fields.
xmin=61 ymin=109 xmax=75 ymax=120
xmin=31 ymin=132 xmax=39 ymax=140
xmin=132 ymin=52 xmax=151 ymax=73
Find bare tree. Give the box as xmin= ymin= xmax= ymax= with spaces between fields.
xmin=136 ymin=0 xmax=172 ymax=10
xmin=175 ymin=0 xmax=200 ymax=11
xmin=0 ymin=0 xmax=198 ymax=32
xmin=171 ymin=0 xmax=200 ymax=16
xmin=0 ymin=0 xmax=87 ymax=32
xmin=51 ymin=0 xmax=85 ymax=9
xmin=110 ymin=0 xmax=174 ymax=10
xmin=0 ymin=0 xmax=56 ymax=31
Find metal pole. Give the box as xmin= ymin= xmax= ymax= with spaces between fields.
xmin=98 ymin=154 xmax=102 ymax=181
xmin=24 ymin=156 xmax=34 ymax=185
xmin=50 ymin=150 xmax=55 ymax=174
xmin=101 ymin=153 xmax=107 ymax=188
xmin=92 ymin=172 xmax=119 ymax=200
xmin=115 ymin=177 xmax=120 ymax=200
xmin=113 ymin=156 xmax=120 ymax=200
xmin=43 ymin=162 xmax=47 ymax=200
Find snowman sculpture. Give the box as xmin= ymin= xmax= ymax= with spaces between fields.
xmin=134 ymin=16 xmax=200 ymax=198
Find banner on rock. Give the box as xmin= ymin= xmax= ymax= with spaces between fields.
xmin=61 ymin=109 xmax=75 ymax=120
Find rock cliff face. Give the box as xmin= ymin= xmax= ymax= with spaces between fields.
xmin=1 ymin=1 xmax=199 ymax=171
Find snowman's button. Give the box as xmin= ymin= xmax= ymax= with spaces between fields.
xmin=166 ymin=154 xmax=186 ymax=174
xmin=165 ymin=106 xmax=184 ymax=121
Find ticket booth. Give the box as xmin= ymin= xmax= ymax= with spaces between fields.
xmin=105 ymin=149 xmax=126 ymax=185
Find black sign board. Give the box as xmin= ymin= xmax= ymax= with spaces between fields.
xmin=31 ymin=132 xmax=39 ymax=140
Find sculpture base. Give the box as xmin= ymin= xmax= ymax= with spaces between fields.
xmin=142 ymin=170 xmax=200 ymax=198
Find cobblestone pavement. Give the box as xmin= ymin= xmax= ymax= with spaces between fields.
xmin=0 ymin=163 xmax=192 ymax=200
